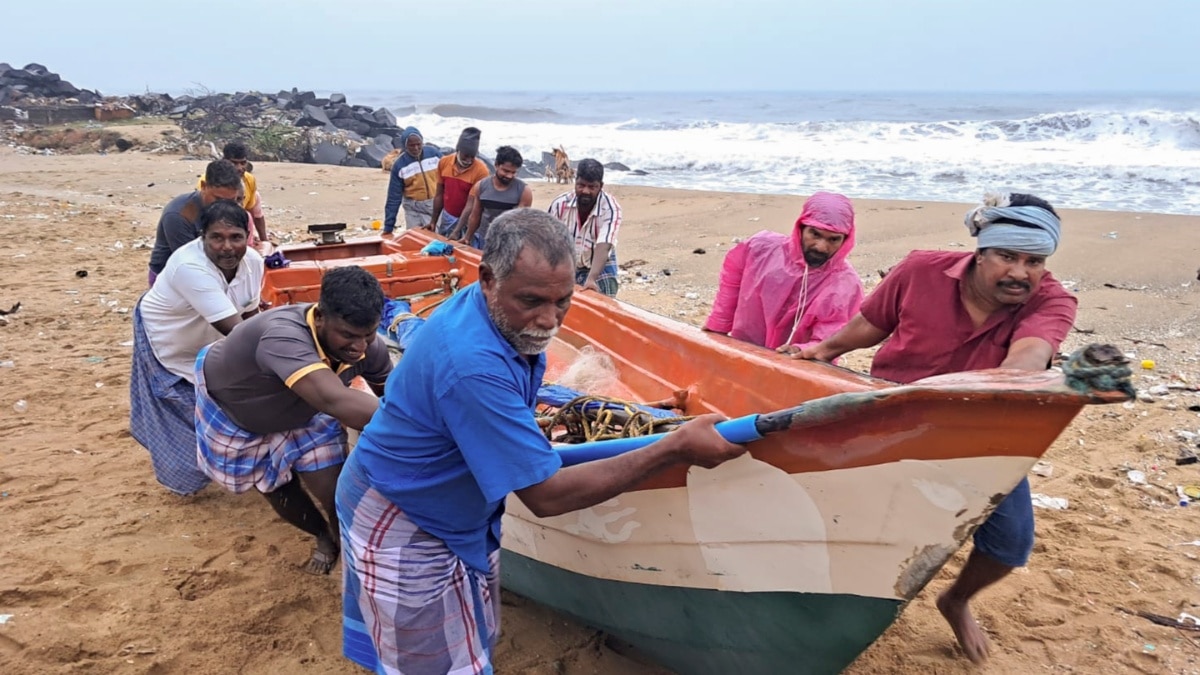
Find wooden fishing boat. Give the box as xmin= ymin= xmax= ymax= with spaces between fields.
xmin=262 ymin=228 xmax=1132 ymax=675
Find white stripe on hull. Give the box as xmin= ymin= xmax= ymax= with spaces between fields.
xmin=502 ymin=454 xmax=1033 ymax=601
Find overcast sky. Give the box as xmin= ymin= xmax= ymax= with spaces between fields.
xmin=5 ymin=0 xmax=1197 ymax=94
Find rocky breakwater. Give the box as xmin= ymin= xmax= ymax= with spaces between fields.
xmin=0 ymin=62 xmax=129 ymax=125
xmin=0 ymin=64 xmax=644 ymax=179
xmin=0 ymin=62 xmax=102 ymax=105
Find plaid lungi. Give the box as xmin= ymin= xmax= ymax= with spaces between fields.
xmin=338 ymin=454 xmax=500 ymax=675
xmin=194 ymin=345 xmax=347 ymax=494
xmin=129 ymin=303 xmax=210 ymax=495
xmin=576 ymin=249 xmax=620 ymax=297
xmin=435 ymin=212 xmax=459 ymax=238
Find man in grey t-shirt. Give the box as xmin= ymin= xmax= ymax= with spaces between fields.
xmin=147 ymin=159 xmax=242 ymax=286
xmin=457 ymin=145 xmax=533 ymax=249
xmin=196 ymin=266 xmax=392 ymax=575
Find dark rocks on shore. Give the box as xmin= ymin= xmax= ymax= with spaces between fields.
xmin=0 ymin=62 xmax=101 ymax=105
xmin=356 ymin=143 xmax=392 ymax=169
xmin=1 ymin=65 xmax=654 ymax=176
xmin=296 ymin=105 xmax=332 ymax=127
xmin=312 ymin=141 xmax=350 ymax=165
xmin=329 ymin=103 xmax=355 ymax=120
xmin=331 ymin=117 xmax=374 ymax=136
xmin=372 ymin=107 xmax=397 ymax=128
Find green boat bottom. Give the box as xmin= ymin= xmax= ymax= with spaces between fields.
xmin=501 ymin=551 xmax=904 ymax=675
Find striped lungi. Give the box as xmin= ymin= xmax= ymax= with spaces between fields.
xmin=194 ymin=345 xmax=347 ymax=494
xmin=129 ymin=303 xmax=210 ymax=495
xmin=337 ymin=454 xmax=500 ymax=675
xmin=576 ymin=249 xmax=620 ymax=297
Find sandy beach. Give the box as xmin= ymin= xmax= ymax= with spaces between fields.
xmin=4 ymin=136 xmax=1200 ymax=674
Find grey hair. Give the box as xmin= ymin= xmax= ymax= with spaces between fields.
xmin=482 ymin=208 xmax=574 ymax=281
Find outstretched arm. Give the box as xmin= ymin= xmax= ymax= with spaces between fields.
xmin=787 ymin=313 xmax=890 ymax=361
xmin=582 ymin=243 xmax=613 ymax=292
xmin=289 ymin=368 xmax=380 ymax=430
xmin=459 ymin=183 xmax=482 ymax=243
xmin=999 ymin=337 xmax=1056 ymax=372
xmin=428 ymin=183 xmax=446 ymax=232
xmin=383 ymin=162 xmax=404 ymax=234
xmin=516 ymin=414 xmax=745 ymax=517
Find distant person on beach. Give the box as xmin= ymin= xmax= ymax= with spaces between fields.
xmin=428 ymin=127 xmax=490 ymax=237
xmin=382 ymin=126 xmax=441 ymax=234
xmin=455 ymin=145 xmax=533 ymax=248
xmin=195 ymin=267 xmax=391 ymax=575
xmin=792 ymin=192 xmax=1076 ymax=664
xmin=195 ymin=141 xmax=269 ymax=248
xmin=547 ymin=159 xmax=622 ymax=297
xmin=148 ymin=159 xmax=242 ymax=286
xmin=336 ymin=209 xmax=746 ymax=674
xmin=703 ymin=192 xmax=862 ymax=350
xmin=130 ymin=200 xmax=264 ymax=495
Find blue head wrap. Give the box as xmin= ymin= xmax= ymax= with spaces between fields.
xmin=964 ymin=193 xmax=1061 ymax=256
xmin=399 ymin=126 xmax=422 ymax=156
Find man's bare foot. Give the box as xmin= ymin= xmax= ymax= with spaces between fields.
xmin=304 ymin=539 xmax=339 ymax=575
xmin=937 ymin=590 xmax=990 ymax=664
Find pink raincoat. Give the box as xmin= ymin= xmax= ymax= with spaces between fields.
xmin=703 ymin=192 xmax=863 ymax=350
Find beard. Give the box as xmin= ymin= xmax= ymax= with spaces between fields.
xmin=488 ymin=300 xmax=558 ymax=355
xmin=496 ymin=174 xmax=514 ymax=186
xmin=803 ymin=249 xmax=830 ymax=267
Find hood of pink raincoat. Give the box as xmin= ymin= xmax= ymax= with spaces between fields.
xmin=788 ymin=192 xmax=856 ymax=270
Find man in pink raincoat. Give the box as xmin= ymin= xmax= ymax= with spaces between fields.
xmin=702 ymin=192 xmax=862 ymax=351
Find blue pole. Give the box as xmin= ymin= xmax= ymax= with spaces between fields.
xmin=556 ymin=414 xmax=764 ymax=467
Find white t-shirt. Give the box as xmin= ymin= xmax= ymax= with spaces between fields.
xmin=140 ymin=238 xmax=264 ymax=382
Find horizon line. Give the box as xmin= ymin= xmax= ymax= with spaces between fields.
xmin=95 ymin=85 xmax=1200 ymax=98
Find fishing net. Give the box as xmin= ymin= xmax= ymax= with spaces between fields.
xmin=536 ymin=347 xmax=691 ymax=444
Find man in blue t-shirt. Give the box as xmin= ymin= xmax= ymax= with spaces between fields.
xmin=336 ymin=208 xmax=747 ymax=675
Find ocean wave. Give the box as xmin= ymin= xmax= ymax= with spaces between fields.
xmin=427 ymin=103 xmax=564 ymax=123
xmin=616 ymin=119 xmax=721 ymax=131
xmin=391 ymin=108 xmax=1200 ymax=215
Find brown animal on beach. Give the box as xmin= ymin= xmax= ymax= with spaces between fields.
xmin=546 ymin=146 xmax=575 ymax=184
xmin=381 ymin=148 xmax=403 ymax=173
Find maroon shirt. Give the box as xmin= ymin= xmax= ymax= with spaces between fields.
xmin=862 ymin=250 xmax=1077 ymax=384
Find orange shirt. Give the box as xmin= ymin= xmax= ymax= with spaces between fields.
xmin=436 ymin=155 xmax=490 ymax=217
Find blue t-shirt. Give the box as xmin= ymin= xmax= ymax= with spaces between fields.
xmin=352 ymin=283 xmax=563 ymax=572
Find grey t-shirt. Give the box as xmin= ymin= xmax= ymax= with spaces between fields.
xmin=202 ymin=304 xmax=391 ymax=434
xmin=476 ymin=177 xmax=526 ymax=244
xmin=149 ymin=191 xmax=204 ymax=274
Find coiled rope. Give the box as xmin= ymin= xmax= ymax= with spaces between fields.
xmin=1061 ymin=343 xmax=1136 ymax=399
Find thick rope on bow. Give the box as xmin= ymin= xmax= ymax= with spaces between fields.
xmin=1062 ymin=343 xmax=1135 ymax=399
xmin=387 ymin=312 xmax=418 ymax=335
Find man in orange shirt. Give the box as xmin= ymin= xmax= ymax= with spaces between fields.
xmin=428 ymin=127 xmax=490 ymax=238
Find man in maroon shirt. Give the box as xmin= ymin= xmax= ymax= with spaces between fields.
xmin=791 ymin=192 xmax=1075 ymax=664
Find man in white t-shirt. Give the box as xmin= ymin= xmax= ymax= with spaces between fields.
xmin=130 ymin=199 xmax=265 ymax=494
